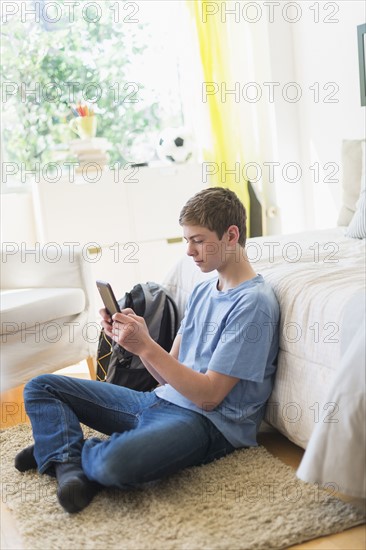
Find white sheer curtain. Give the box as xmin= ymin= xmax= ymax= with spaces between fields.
xmin=179 ymin=3 xmax=306 ymax=236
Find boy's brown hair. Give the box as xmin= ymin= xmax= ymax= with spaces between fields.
xmin=179 ymin=187 xmax=247 ymax=247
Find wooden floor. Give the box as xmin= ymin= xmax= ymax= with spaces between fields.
xmin=1 ymin=364 xmax=365 ymax=550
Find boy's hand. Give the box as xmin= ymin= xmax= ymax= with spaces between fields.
xmin=99 ymin=308 xmax=113 ymax=339
xmin=111 ymin=308 xmax=152 ymax=355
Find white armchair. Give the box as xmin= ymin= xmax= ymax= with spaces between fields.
xmin=0 ymin=245 xmax=97 ymax=392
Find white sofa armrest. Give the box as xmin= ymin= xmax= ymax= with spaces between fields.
xmin=1 ymin=245 xmax=96 ymax=325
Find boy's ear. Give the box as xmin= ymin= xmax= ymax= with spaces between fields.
xmin=226 ymin=225 xmax=240 ymax=244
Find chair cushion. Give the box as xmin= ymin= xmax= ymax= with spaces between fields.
xmin=0 ymin=288 xmax=86 ymax=334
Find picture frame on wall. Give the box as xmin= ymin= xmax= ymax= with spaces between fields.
xmin=357 ymin=23 xmax=366 ymax=106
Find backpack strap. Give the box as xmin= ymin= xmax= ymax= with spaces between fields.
xmin=166 ymin=294 xmax=179 ymax=337
xmin=129 ymin=284 xmax=146 ymax=316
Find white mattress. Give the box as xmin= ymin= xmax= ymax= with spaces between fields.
xmin=163 ymin=227 xmax=366 ymax=449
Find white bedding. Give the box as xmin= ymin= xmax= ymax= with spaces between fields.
xmin=163 ymin=227 xmax=366 ymax=451
xmin=249 ymin=227 xmax=365 ymax=448
xmin=297 ymin=291 xmax=366 ymax=497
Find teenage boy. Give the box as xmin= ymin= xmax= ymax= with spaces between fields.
xmin=15 ymin=187 xmax=280 ymax=514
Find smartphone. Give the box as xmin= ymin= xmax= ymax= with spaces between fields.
xmin=96 ymin=280 xmax=121 ymax=316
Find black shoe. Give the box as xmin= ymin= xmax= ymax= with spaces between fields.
xmin=15 ymin=445 xmax=37 ymax=472
xmin=55 ymin=462 xmax=100 ymax=514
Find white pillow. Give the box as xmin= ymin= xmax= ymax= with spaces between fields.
xmin=345 ymin=189 xmax=366 ymax=238
xmin=337 ymin=140 xmax=364 ymax=226
xmin=345 ymin=142 xmax=366 ymax=239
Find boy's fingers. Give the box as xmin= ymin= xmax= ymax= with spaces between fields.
xmin=120 ymin=308 xmax=135 ymax=315
xmin=113 ymin=311 xmax=137 ymax=323
xmin=99 ymin=308 xmax=112 ymax=321
xmin=101 ymin=321 xmax=113 ymax=335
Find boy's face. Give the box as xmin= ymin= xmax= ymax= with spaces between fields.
xmin=183 ymin=224 xmax=230 ymax=273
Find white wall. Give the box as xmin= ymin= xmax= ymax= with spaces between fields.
xmin=291 ymin=0 xmax=365 ymax=229
xmin=210 ymin=1 xmax=365 ymax=235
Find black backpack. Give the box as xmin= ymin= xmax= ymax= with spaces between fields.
xmin=96 ymin=282 xmax=179 ymax=391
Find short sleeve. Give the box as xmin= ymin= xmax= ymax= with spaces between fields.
xmin=177 ymin=315 xmax=186 ymax=335
xmin=177 ymin=298 xmax=190 ymax=335
xmin=208 ymin=303 xmax=278 ymax=383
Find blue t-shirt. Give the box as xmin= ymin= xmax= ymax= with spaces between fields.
xmin=154 ymin=274 xmax=280 ymax=448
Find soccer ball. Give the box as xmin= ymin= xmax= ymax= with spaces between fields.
xmin=156 ymin=127 xmax=194 ymax=163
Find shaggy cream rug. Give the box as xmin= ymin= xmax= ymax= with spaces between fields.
xmin=1 ymin=424 xmax=364 ymax=550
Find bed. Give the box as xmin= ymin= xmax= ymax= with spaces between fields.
xmin=162 ymin=139 xmax=366 ymax=498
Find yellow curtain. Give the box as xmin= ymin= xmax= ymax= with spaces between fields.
xmin=187 ymin=0 xmax=251 ymax=236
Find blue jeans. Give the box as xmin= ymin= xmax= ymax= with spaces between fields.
xmin=24 ymin=375 xmax=235 ymax=488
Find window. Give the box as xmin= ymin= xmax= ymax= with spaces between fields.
xmin=1 ymin=0 xmax=190 ymax=188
